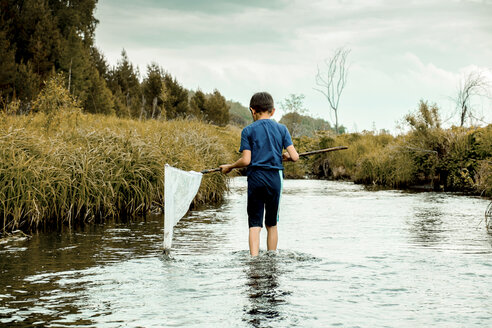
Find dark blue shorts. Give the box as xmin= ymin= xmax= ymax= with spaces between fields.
xmin=247 ymin=169 xmax=284 ymax=228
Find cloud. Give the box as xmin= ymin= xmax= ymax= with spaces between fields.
xmin=95 ymin=0 xmax=492 ymax=130
xmin=115 ymin=0 xmax=292 ymax=14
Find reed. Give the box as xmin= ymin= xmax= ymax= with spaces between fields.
xmin=0 ymin=111 xmax=239 ymax=233
xmin=296 ymin=124 xmax=492 ymax=196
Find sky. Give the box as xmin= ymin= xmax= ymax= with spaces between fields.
xmin=94 ymin=0 xmax=492 ymax=132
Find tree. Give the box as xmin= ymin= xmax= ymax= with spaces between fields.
xmin=23 ymin=0 xmax=62 ymax=77
xmin=279 ymin=94 xmax=308 ymax=137
xmin=405 ymin=100 xmax=441 ymax=131
xmin=142 ymin=63 xmax=166 ymax=119
xmin=50 ymin=0 xmax=98 ymax=45
xmin=90 ymin=46 xmax=110 ymax=80
xmin=31 ymin=73 xmax=80 ymax=114
xmin=0 ymin=29 xmax=16 ymax=99
xmin=14 ymin=61 xmax=41 ymax=111
xmin=108 ymin=50 xmax=141 ymax=117
xmin=455 ymin=70 xmax=491 ymax=127
xmin=162 ymin=73 xmax=188 ymax=119
xmin=280 ymin=93 xmax=307 ymax=115
xmin=84 ymin=68 xmax=115 ymax=115
xmin=0 ymin=0 xmax=104 ymax=113
xmin=59 ymin=28 xmax=93 ymax=103
xmin=314 ymin=47 xmax=351 ymax=134
xmin=189 ymin=89 xmax=207 ymax=118
xmin=203 ymin=89 xmax=229 ymax=126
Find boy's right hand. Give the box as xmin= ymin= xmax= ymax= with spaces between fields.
xmin=282 ymin=152 xmax=291 ymax=162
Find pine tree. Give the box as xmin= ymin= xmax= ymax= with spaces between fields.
xmin=0 ymin=0 xmax=107 ymax=112
xmin=50 ymin=0 xmax=98 ymax=45
xmin=142 ymin=63 xmax=166 ymax=119
xmin=0 ymin=0 xmax=235 ymax=121
xmin=162 ymin=73 xmax=189 ymax=119
xmin=14 ymin=61 xmax=41 ymax=110
xmin=84 ymin=67 xmax=115 ymax=115
xmin=90 ymin=46 xmax=110 ymax=80
xmin=108 ymin=50 xmax=141 ymax=117
xmin=24 ymin=0 xmax=62 ymax=77
xmin=204 ymin=89 xmax=229 ymax=126
xmin=189 ymin=90 xmax=206 ymax=118
xmin=58 ymin=28 xmax=93 ymax=103
xmin=0 ymin=29 xmax=16 ymax=98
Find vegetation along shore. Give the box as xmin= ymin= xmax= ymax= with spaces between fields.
xmin=0 ymin=86 xmax=239 ymax=233
xmin=285 ymin=101 xmax=491 ymax=198
xmin=2 ymin=89 xmax=490 ymax=235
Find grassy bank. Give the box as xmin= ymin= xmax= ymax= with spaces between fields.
xmin=286 ymin=122 xmax=491 ymax=197
xmin=0 ymin=111 xmax=240 ymax=233
xmin=2 ymin=99 xmax=490 ymax=234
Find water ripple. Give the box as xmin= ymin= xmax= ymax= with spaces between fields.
xmin=1 ymin=178 xmax=491 ymax=327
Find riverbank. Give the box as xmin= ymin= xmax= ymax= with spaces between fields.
xmin=285 ymin=124 xmax=491 ymax=197
xmin=0 ymin=111 xmax=240 ymax=233
xmin=2 ymin=107 xmax=490 ymax=235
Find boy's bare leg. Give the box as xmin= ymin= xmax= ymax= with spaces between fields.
xmin=249 ymin=227 xmax=261 ymax=256
xmin=266 ymin=225 xmax=278 ymax=251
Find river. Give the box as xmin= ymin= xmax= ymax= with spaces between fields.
xmin=1 ymin=177 xmax=491 ymax=327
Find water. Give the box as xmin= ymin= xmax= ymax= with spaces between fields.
xmin=1 ymin=178 xmax=491 ymax=327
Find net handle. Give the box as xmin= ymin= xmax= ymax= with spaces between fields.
xmin=201 ymin=167 xmax=222 ymax=174
xmin=298 ymin=145 xmax=348 ymax=157
xmin=201 ymin=146 xmax=348 ymax=174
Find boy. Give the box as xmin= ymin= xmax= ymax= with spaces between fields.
xmin=220 ymin=92 xmax=299 ymax=256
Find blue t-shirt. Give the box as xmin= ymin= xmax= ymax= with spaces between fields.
xmin=239 ymin=119 xmax=293 ymax=171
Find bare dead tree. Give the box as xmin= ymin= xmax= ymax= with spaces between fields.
xmin=314 ymin=47 xmax=351 ymax=134
xmin=68 ymin=58 xmax=72 ymax=94
xmin=455 ymin=70 xmax=490 ymax=127
xmin=139 ymin=94 xmax=146 ymax=121
xmin=151 ymin=97 xmax=158 ymax=119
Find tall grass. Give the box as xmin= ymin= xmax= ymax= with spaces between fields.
xmin=284 ymin=101 xmax=491 ymax=197
xmin=0 ymin=111 xmax=240 ymax=233
xmin=288 ymin=124 xmax=492 ymax=196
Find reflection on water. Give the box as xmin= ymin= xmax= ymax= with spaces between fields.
xmin=1 ymin=178 xmax=491 ymax=327
xmin=409 ymin=206 xmax=446 ymax=246
xmin=243 ymin=253 xmax=287 ymax=328
xmin=405 ymin=192 xmax=489 ymax=254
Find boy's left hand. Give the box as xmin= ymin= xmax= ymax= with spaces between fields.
xmin=282 ymin=152 xmax=291 ymax=162
xmin=219 ymin=164 xmax=233 ymax=174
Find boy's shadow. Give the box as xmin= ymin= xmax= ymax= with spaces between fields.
xmin=242 ymin=252 xmax=290 ymax=328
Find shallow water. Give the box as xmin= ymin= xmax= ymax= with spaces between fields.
xmin=1 ymin=178 xmax=491 ymax=327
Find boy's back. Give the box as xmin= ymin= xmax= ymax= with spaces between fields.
xmin=240 ymin=119 xmax=292 ymax=174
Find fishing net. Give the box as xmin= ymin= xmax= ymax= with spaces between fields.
xmin=164 ymin=164 xmax=203 ymax=251
xmin=486 ymin=201 xmax=492 ymax=232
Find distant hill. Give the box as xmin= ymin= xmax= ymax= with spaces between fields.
xmin=228 ymin=101 xmax=252 ymax=127
xmin=280 ymin=112 xmax=344 ymax=137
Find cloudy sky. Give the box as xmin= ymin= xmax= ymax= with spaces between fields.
xmin=94 ymin=0 xmax=492 ymax=132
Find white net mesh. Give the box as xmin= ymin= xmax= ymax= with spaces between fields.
xmin=164 ymin=164 xmax=203 ymax=250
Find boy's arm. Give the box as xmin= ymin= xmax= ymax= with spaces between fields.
xmin=282 ymin=145 xmax=299 ymax=162
xmin=219 ymin=150 xmax=251 ymax=174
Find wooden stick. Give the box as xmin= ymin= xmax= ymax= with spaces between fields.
xmin=201 ymin=146 xmax=348 ymax=174
xmin=200 ymin=167 xmax=222 ymax=174
xmin=298 ymin=146 xmax=348 ymax=157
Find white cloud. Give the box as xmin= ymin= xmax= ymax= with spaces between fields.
xmin=95 ymin=0 xmax=492 ymax=131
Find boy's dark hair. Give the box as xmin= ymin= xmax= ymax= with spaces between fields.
xmin=250 ymin=92 xmax=274 ymax=113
